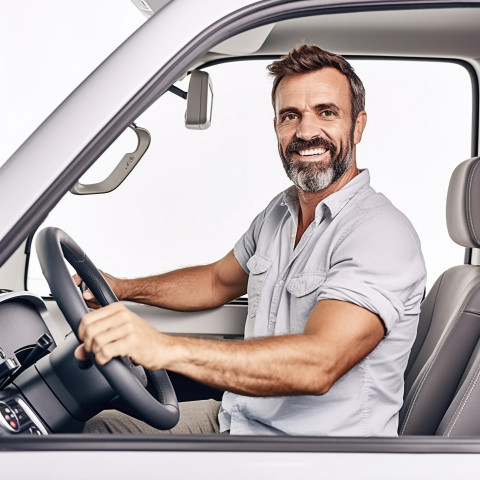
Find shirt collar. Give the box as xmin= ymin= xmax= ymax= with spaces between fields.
xmin=281 ymin=169 xmax=371 ymax=222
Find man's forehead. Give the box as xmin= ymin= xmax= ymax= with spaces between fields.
xmin=275 ymin=68 xmax=351 ymax=110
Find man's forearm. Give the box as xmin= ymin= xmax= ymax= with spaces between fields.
xmin=114 ymin=250 xmax=248 ymax=312
xmin=118 ymin=265 xmax=222 ymax=311
xmin=161 ymin=333 xmax=335 ymax=396
xmin=76 ymin=301 xmax=333 ymax=396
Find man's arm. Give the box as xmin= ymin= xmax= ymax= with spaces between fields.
xmin=77 ymin=250 xmax=248 ymax=312
xmin=76 ymin=298 xmax=385 ymax=396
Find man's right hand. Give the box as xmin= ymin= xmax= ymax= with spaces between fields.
xmin=73 ymin=271 xmax=122 ymax=309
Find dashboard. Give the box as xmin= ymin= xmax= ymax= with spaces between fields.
xmin=0 ymin=290 xmax=169 ymax=436
xmin=0 ymin=391 xmax=47 ymax=435
xmin=0 ymin=292 xmax=56 ymax=435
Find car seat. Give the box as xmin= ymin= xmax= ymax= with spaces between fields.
xmin=399 ymin=156 xmax=480 ymax=435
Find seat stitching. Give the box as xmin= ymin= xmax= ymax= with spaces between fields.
xmin=400 ymin=285 xmax=479 ymax=434
xmin=444 ymin=363 xmax=480 ymax=437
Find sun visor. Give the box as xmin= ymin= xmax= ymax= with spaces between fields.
xmin=210 ymin=25 xmax=275 ymax=55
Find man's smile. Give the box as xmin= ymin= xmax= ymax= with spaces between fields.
xmin=292 ymin=147 xmax=331 ymax=163
xmin=284 ymin=137 xmax=336 ymax=164
xmin=297 ymin=147 xmax=327 ymax=157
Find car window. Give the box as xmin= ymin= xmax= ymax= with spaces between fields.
xmin=26 ymin=59 xmax=473 ymax=295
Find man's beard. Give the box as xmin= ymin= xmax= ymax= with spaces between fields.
xmin=280 ymin=135 xmax=353 ymax=193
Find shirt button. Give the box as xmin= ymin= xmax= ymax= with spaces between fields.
xmin=291 ymin=233 xmax=295 ymax=239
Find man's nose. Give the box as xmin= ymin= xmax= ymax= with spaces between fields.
xmin=296 ymin=114 xmax=321 ymax=141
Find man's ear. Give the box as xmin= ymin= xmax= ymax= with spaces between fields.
xmin=353 ymin=111 xmax=367 ymax=145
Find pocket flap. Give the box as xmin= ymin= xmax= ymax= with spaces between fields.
xmin=287 ymin=273 xmax=326 ymax=297
xmin=246 ymin=254 xmax=272 ymax=275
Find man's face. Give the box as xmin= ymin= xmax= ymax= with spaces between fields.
xmin=274 ymin=68 xmax=365 ymax=193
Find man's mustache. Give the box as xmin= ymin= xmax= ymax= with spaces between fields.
xmin=285 ymin=137 xmax=336 ymax=158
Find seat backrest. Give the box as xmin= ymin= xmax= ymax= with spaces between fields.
xmin=399 ymin=156 xmax=480 ymax=435
xmin=436 ymin=340 xmax=480 ymax=436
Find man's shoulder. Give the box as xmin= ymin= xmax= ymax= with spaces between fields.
xmin=342 ymin=188 xmax=423 ymax=257
xmin=356 ymin=188 xmax=416 ymax=231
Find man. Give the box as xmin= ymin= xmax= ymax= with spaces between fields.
xmin=76 ymin=45 xmax=426 ymax=436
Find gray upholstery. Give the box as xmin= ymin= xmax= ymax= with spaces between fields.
xmin=403 ymin=266 xmax=480 ymax=397
xmin=447 ymin=156 xmax=480 ymax=248
xmin=437 ymin=341 xmax=480 ymax=436
xmin=399 ymin=156 xmax=480 ymax=436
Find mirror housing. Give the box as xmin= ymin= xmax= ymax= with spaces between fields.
xmin=185 ymin=71 xmax=213 ymax=130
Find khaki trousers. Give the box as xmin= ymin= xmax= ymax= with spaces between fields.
xmin=83 ymin=399 xmax=222 ymax=435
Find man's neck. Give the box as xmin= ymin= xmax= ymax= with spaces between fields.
xmin=295 ymin=164 xmax=359 ymax=245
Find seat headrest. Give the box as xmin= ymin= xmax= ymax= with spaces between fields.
xmin=447 ymin=156 xmax=480 ymax=248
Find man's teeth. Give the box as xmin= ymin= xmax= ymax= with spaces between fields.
xmin=298 ymin=148 xmax=327 ymax=156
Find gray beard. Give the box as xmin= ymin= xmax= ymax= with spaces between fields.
xmin=288 ymin=160 xmax=336 ymax=192
xmin=282 ymin=143 xmax=353 ymax=193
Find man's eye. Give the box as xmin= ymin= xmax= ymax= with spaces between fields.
xmin=321 ymin=110 xmax=335 ymax=118
xmin=282 ymin=113 xmax=298 ymax=122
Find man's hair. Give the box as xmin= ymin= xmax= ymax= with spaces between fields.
xmin=267 ymin=45 xmax=365 ymax=122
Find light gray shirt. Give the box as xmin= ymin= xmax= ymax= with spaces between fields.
xmin=218 ymin=170 xmax=426 ymax=436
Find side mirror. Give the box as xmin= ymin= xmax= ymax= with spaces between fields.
xmin=185 ymin=71 xmax=213 ymax=130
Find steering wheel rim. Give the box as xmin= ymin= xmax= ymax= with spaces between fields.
xmin=36 ymin=227 xmax=179 ymax=430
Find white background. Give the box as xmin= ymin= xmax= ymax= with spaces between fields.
xmin=0 ymin=1 xmax=474 ymax=293
xmin=0 ymin=1 xmax=145 ymax=163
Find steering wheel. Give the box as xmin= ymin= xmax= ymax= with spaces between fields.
xmin=36 ymin=227 xmax=179 ymax=430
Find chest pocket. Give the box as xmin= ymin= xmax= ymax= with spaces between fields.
xmin=286 ymin=273 xmax=326 ymax=333
xmin=245 ymin=254 xmax=272 ymax=329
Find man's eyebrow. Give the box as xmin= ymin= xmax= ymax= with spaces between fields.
xmin=277 ymin=103 xmax=342 ymax=118
xmin=277 ymin=106 xmax=301 ymax=118
xmin=314 ymin=103 xmax=340 ymax=113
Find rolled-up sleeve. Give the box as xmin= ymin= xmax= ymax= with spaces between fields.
xmin=317 ymin=212 xmax=426 ymax=334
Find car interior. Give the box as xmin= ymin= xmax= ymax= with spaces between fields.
xmin=1 ymin=0 xmax=480 ymax=453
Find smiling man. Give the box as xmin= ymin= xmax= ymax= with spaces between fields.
xmin=77 ymin=45 xmax=426 ymax=436
xmin=276 ymin=68 xmax=362 ymax=194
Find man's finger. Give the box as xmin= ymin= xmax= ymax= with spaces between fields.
xmin=74 ymin=344 xmax=88 ymax=361
xmin=78 ymin=303 xmax=127 ymax=342
xmin=83 ymin=290 xmax=94 ymax=301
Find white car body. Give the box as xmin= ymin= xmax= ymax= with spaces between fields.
xmin=1 ymin=0 xmax=480 ymax=478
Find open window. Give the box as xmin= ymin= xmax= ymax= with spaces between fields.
xmin=26 ymin=58 xmax=473 ymax=297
